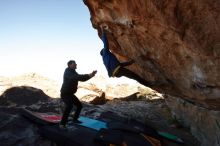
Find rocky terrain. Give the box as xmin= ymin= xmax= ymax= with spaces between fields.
xmin=0 ymin=73 xmax=199 ymax=146
xmin=0 ymin=73 xmax=60 ymax=98
xmin=83 ymin=1 xmax=220 ymax=145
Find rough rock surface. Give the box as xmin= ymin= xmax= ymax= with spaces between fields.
xmin=0 ymin=86 xmax=50 ymax=106
xmin=0 ymin=75 xmax=199 ymax=146
xmin=0 ymin=96 xmax=199 ymax=146
xmin=166 ymin=95 xmax=220 ymax=146
xmin=0 ymin=107 xmax=51 ymax=146
xmin=84 ymin=0 xmax=220 ymax=110
xmin=84 ymin=1 xmax=220 ymax=145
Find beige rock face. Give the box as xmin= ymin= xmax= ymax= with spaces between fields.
xmin=166 ymin=95 xmax=220 ymax=146
xmin=84 ymin=0 xmax=220 ymax=110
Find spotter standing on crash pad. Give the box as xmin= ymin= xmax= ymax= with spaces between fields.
xmin=60 ymin=60 xmax=97 ymax=129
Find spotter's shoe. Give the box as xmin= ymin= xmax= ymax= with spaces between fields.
xmin=59 ymin=124 xmax=67 ymax=130
xmin=73 ymin=119 xmax=82 ymax=124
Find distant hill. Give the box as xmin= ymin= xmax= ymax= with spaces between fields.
xmin=0 ymin=73 xmax=60 ymax=98
xmin=0 ymin=73 xmax=160 ymax=101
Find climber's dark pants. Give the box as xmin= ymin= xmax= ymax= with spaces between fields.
xmin=115 ymin=67 xmax=152 ymax=87
xmin=60 ymin=93 xmax=82 ymax=125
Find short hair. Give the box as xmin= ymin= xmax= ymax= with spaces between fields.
xmin=67 ymin=60 xmax=75 ymax=66
xmin=100 ymin=49 xmax=104 ymax=56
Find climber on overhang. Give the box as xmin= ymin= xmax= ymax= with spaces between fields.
xmin=99 ymin=25 xmax=156 ymax=87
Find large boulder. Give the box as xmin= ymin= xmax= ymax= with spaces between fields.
xmin=83 ymin=1 xmax=220 ymax=145
xmin=84 ymin=0 xmax=220 ymax=110
xmin=0 ymin=86 xmax=50 ymax=106
xmin=0 ymin=107 xmax=50 ymax=146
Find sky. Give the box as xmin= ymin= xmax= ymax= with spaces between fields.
xmin=0 ymin=0 xmax=109 ymax=82
xmin=0 ymin=0 xmax=139 ymax=85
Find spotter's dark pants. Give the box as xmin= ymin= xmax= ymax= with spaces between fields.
xmin=60 ymin=93 xmax=82 ymax=125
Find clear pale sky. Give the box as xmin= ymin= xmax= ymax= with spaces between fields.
xmin=0 ymin=0 xmax=107 ymax=82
